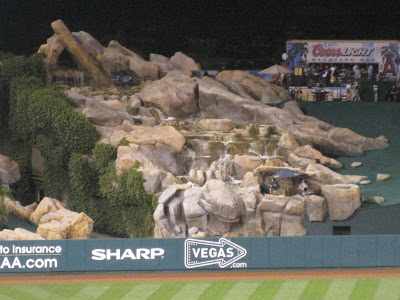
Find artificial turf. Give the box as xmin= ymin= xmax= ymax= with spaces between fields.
xmin=1 ymin=277 xmax=400 ymax=299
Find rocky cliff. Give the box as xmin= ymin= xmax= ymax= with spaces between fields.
xmin=29 ymin=21 xmax=391 ymax=238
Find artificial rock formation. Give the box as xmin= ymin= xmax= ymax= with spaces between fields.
xmin=0 ymin=154 xmax=20 ymax=186
xmin=321 ymin=184 xmax=361 ymax=221
xmin=34 ymin=23 xmax=391 ymax=239
xmin=154 ymin=180 xmax=311 ymax=238
xmin=51 ymin=20 xmax=114 ymax=87
xmin=1 ymin=196 xmax=94 ymax=241
xmin=0 ymin=228 xmax=45 ymax=241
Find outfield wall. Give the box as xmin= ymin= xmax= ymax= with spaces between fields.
xmin=1 ymin=235 xmax=400 ymax=273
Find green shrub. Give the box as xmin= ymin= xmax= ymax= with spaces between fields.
xmin=8 ymin=76 xmax=99 ymax=201
xmin=0 ymin=53 xmax=45 ymax=93
xmin=69 ymin=144 xmax=156 ymax=238
xmin=98 ymin=162 xmax=156 ymax=237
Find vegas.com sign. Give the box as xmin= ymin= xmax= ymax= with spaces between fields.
xmin=2 ymin=235 xmax=400 ymax=273
xmin=0 ymin=238 xmax=249 ymax=273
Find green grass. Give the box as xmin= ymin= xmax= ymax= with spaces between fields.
xmin=1 ymin=277 xmax=400 ymax=299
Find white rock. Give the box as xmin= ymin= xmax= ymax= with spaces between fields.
xmin=366 ymin=196 xmax=385 ymax=204
xmin=377 ymin=174 xmax=391 ymax=181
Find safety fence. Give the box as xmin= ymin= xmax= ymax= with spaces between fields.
xmin=0 ymin=235 xmax=399 ymax=273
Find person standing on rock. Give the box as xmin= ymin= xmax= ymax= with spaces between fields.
xmin=270 ymin=178 xmax=280 ymax=195
xmin=298 ymin=180 xmax=308 ymax=197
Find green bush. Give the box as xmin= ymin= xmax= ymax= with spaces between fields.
xmin=69 ymin=145 xmax=156 ymax=238
xmin=0 ymin=53 xmax=45 ymax=93
xmin=8 ymin=76 xmax=99 ymax=201
xmin=99 ymin=163 xmax=156 ymax=237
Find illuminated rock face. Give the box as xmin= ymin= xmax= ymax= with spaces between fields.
xmin=154 ymin=180 xmax=310 ymax=238
xmin=322 ymin=184 xmax=361 ymax=221
xmin=32 ymin=21 xmax=390 ymax=238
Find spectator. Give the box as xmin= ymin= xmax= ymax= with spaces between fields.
xmin=298 ymin=180 xmax=308 ymax=197
xmin=270 ymin=179 xmax=280 ymax=195
xmin=260 ymin=183 xmax=270 ymax=195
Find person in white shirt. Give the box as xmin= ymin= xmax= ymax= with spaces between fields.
xmin=367 ymin=64 xmax=374 ymax=81
xmin=298 ymin=180 xmax=308 ymax=197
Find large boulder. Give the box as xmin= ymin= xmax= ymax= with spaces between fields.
xmin=110 ymin=125 xmax=185 ymax=152
xmin=38 ymin=209 xmax=94 ymax=239
xmin=182 ymin=188 xmax=207 ymax=231
xmin=327 ymin=127 xmax=388 ymax=152
xmin=30 ymin=197 xmax=65 ymax=225
xmin=284 ymin=195 xmax=306 ymax=215
xmin=234 ymin=154 xmax=264 ymax=171
xmin=149 ymin=53 xmax=170 ymax=76
xmin=73 ymin=31 xmax=105 ymax=58
xmin=102 ymin=40 xmax=158 ymax=80
xmin=306 ymin=164 xmax=350 ymax=185
xmin=322 ymin=184 xmax=361 ymax=220
xmin=287 ymin=153 xmax=316 ymax=170
xmin=0 ymin=154 xmax=20 ymax=185
xmin=116 ymin=144 xmax=160 ymax=175
xmin=199 ymin=180 xmax=244 ymax=222
xmin=263 ymin=212 xmax=282 ymax=236
xmin=3 ymin=197 xmax=37 ymax=220
xmin=36 ymin=220 xmax=70 ymax=240
xmin=0 ymin=229 xmax=45 ymax=241
xmin=115 ymin=143 xmax=186 ymax=176
xmin=280 ymin=214 xmax=306 ymax=236
xmin=81 ymin=98 xmax=132 ymax=126
xmin=306 ymin=195 xmax=327 ymax=222
xmin=260 ymin=195 xmax=290 ymax=212
xmin=293 ymin=145 xmax=324 ymax=160
xmin=215 ymin=70 xmax=286 ymax=102
xmin=135 ymin=72 xmax=198 ymax=118
xmin=195 ymin=119 xmax=234 ymax=132
xmin=197 ymin=77 xmax=387 ymax=156
xmin=278 ymin=131 xmax=299 ymax=151
xmin=167 ymin=52 xmax=200 ymax=75
xmin=241 ymin=172 xmax=259 ymax=188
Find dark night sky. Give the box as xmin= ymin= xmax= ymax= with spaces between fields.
xmin=1 ymin=1 xmax=400 ymax=68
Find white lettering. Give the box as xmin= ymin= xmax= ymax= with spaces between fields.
xmin=91 ymin=248 xmax=165 ymax=261
xmin=193 ymin=248 xmax=201 ymax=258
xmin=226 ymin=248 xmax=234 ymax=257
xmin=151 ymin=248 xmax=164 ymax=259
xmin=0 ymin=257 xmax=11 ymax=268
xmin=0 ymin=246 xmax=10 ymax=254
xmin=218 ymin=248 xmax=226 ymax=257
xmin=106 ymin=249 xmax=120 ymax=260
xmin=91 ymin=249 xmax=106 ymax=260
xmin=120 ymin=249 xmax=136 ymax=260
xmin=12 ymin=245 xmax=63 ymax=254
xmin=26 ymin=258 xmax=57 ymax=269
xmin=137 ymin=248 xmax=150 ymax=259
xmin=201 ymin=248 xmax=208 ymax=257
xmin=209 ymin=248 xmax=217 ymax=258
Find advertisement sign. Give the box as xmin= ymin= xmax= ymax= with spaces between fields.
xmin=184 ymin=238 xmax=247 ymax=269
xmin=1 ymin=235 xmax=400 ymax=273
xmin=286 ymin=40 xmax=400 ymax=77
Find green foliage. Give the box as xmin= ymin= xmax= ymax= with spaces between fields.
xmin=118 ymin=137 xmax=130 ymax=146
xmin=92 ymin=143 xmax=117 ymax=174
xmin=69 ymin=144 xmax=155 ymax=237
xmin=8 ymin=76 xmax=99 ymax=200
xmin=1 ymin=53 xmax=155 ymax=237
xmin=0 ymin=53 xmax=45 ymax=93
xmin=98 ymin=163 xmax=156 ymax=237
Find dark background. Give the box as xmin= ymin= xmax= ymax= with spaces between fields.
xmin=1 ymin=1 xmax=400 ymax=69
